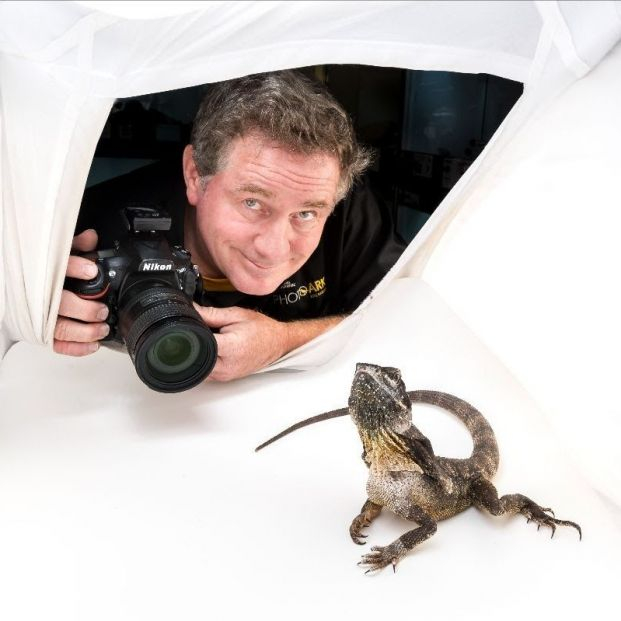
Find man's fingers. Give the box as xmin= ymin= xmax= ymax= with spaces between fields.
xmin=72 ymin=229 xmax=98 ymax=253
xmin=53 ymin=339 xmax=100 ymax=357
xmin=206 ymin=361 xmax=230 ymax=383
xmin=55 ymin=290 xmax=109 ymax=356
xmin=54 ymin=229 xmax=103 ymax=358
xmin=206 ymin=353 xmax=238 ymax=383
xmin=54 ymin=316 xmax=110 ymax=344
xmin=211 ymin=331 xmax=236 ymax=354
xmin=194 ymin=304 xmax=250 ymax=329
xmin=65 ymin=229 xmax=99 ymax=281
xmin=58 ymin=289 xmax=109 ymax=323
xmin=65 ymin=254 xmax=100 ymax=280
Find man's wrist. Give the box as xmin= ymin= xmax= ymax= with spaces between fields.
xmin=280 ymin=315 xmax=346 ymax=355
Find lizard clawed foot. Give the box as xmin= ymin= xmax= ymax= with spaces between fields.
xmin=521 ymin=501 xmax=582 ymax=540
xmin=358 ymin=544 xmax=403 ymax=574
xmin=350 ymin=515 xmax=373 ymax=545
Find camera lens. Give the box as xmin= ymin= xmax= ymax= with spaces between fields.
xmin=119 ymin=285 xmax=217 ymax=392
xmin=147 ymin=330 xmax=200 ymax=374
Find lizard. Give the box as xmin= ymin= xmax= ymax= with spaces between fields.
xmin=256 ymin=362 xmax=581 ymax=573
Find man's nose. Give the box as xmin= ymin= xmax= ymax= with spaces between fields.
xmin=253 ymin=218 xmax=292 ymax=261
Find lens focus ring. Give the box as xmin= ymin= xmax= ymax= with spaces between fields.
xmin=122 ymin=289 xmax=200 ymax=359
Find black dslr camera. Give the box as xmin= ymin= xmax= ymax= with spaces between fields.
xmin=66 ymin=205 xmax=217 ymax=393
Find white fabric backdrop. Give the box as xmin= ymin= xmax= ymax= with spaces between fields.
xmin=419 ymin=40 xmax=621 ymax=506
xmin=1 ymin=0 xmax=619 ymax=356
xmin=1 ymin=2 xmax=621 ymax=618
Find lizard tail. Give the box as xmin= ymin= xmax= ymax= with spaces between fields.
xmin=408 ymin=390 xmax=499 ymax=479
xmin=255 ymin=406 xmax=349 ymax=451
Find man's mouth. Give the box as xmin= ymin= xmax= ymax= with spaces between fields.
xmin=239 ymin=251 xmax=279 ymax=272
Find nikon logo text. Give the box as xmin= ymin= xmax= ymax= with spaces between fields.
xmin=139 ymin=260 xmax=174 ymax=272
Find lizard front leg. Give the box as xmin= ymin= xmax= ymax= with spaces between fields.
xmin=350 ymin=499 xmax=382 ymax=545
xmin=358 ymin=505 xmax=437 ymax=573
xmin=469 ymin=477 xmax=582 ymax=539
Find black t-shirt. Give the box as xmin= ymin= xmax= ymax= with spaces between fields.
xmin=77 ymin=159 xmax=406 ymax=320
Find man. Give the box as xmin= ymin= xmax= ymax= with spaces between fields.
xmin=55 ymin=71 xmax=405 ymax=381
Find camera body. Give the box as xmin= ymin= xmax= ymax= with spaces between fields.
xmin=66 ymin=205 xmax=217 ymax=392
xmin=72 ymin=206 xmax=201 ymax=340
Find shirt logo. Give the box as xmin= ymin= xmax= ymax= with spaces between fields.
xmin=273 ymin=277 xmax=326 ymax=305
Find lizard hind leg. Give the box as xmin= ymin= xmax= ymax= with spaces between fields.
xmin=358 ymin=506 xmax=438 ymax=574
xmin=469 ymin=478 xmax=582 ymax=540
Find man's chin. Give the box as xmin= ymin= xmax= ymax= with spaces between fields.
xmin=227 ymin=254 xmax=294 ymax=296
xmin=230 ymin=274 xmax=285 ymax=297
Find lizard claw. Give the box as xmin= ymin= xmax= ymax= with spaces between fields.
xmin=349 ymin=516 xmax=372 ymax=545
xmin=520 ymin=500 xmax=581 ymax=540
xmin=351 ymin=530 xmax=369 ymax=545
xmin=359 ymin=544 xmax=403 ymax=574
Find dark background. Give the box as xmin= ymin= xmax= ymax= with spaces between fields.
xmin=86 ymin=65 xmax=523 ymax=243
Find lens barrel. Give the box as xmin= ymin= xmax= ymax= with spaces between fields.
xmin=119 ymin=285 xmax=217 ymax=392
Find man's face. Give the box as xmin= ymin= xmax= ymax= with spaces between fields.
xmin=184 ymin=133 xmax=341 ymax=296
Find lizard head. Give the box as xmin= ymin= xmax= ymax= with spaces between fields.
xmin=348 ymin=363 xmax=412 ymax=434
xmin=349 ymin=363 xmax=418 ymax=469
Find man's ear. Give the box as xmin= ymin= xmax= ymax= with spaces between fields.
xmin=183 ymin=145 xmax=202 ymax=207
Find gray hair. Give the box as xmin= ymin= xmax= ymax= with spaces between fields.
xmin=190 ymin=70 xmax=372 ymax=200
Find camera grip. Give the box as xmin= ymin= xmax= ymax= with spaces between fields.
xmin=64 ymin=259 xmax=110 ymax=300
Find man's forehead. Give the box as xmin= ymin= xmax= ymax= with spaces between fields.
xmin=220 ymin=136 xmax=340 ymax=201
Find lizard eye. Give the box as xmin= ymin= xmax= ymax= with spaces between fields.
xmin=385 ymin=367 xmax=401 ymax=382
xmin=383 ymin=370 xmax=404 ymax=395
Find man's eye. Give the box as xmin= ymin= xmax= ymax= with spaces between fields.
xmin=296 ymin=210 xmax=317 ymax=223
xmin=244 ymin=198 xmax=260 ymax=209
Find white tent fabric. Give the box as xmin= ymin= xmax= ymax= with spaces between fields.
xmin=1 ymin=2 xmax=621 ymax=618
xmin=1 ymin=1 xmax=619 ymax=357
xmin=3 ymin=0 xmax=619 ymax=356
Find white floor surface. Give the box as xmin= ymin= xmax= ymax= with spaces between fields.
xmin=0 ymin=279 xmax=618 ymax=620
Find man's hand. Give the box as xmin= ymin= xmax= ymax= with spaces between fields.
xmin=54 ymin=229 xmax=110 ymax=357
xmin=193 ymin=305 xmax=344 ymax=382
